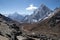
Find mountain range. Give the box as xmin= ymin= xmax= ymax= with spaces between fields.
xmin=23 ymin=4 xmax=53 ymax=23
xmin=8 ymin=4 xmax=53 ymax=23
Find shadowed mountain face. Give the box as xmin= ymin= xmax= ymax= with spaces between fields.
xmin=21 ymin=9 xmax=60 ymax=40
xmin=0 ymin=14 xmax=21 ymax=40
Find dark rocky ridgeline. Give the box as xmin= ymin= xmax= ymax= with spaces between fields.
xmin=0 ymin=14 xmax=22 ymax=40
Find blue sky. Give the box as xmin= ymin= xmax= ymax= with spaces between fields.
xmin=0 ymin=0 xmax=60 ymax=16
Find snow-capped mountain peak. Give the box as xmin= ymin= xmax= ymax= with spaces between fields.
xmin=23 ymin=4 xmax=53 ymax=23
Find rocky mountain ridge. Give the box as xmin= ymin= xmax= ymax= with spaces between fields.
xmin=21 ymin=8 xmax=60 ymax=40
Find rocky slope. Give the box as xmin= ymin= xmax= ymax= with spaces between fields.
xmin=21 ymin=9 xmax=60 ymax=40
xmin=0 ymin=14 xmax=21 ymax=40
xmin=0 ymin=13 xmax=39 ymax=40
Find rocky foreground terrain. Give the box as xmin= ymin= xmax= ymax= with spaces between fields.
xmin=0 ymin=6 xmax=60 ymax=40
xmin=0 ymin=13 xmax=22 ymax=40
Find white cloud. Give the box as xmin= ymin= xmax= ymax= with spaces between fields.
xmin=26 ymin=4 xmax=37 ymax=11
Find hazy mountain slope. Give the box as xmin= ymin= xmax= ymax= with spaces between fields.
xmin=8 ymin=12 xmax=24 ymax=22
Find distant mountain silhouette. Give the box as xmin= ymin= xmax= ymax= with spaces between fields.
xmin=8 ymin=12 xmax=24 ymax=22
